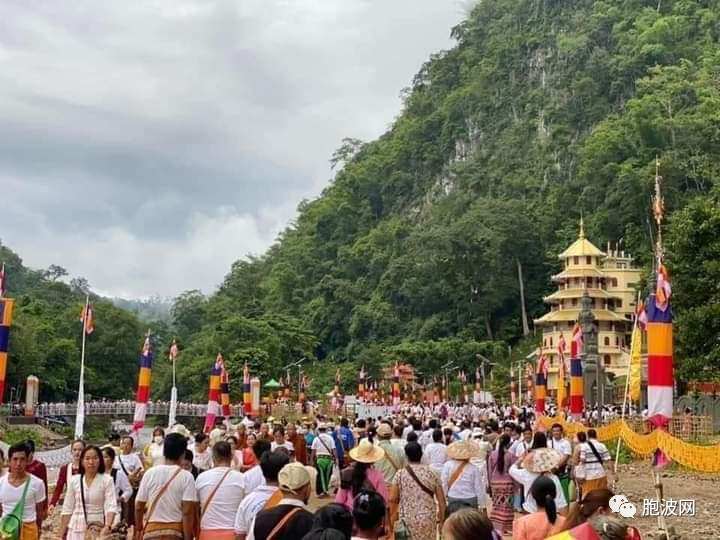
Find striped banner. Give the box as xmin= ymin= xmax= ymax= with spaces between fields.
xmin=220 ymin=362 xmax=231 ymax=419
xmin=357 ymin=366 xmax=366 ymax=399
xmin=392 ymin=363 xmax=400 ymax=406
xmin=647 ymin=280 xmax=673 ymax=426
xmin=570 ymin=323 xmax=584 ymax=415
xmin=132 ymin=335 xmax=153 ymax=432
xmin=0 ymin=299 xmax=14 ymax=403
xmin=535 ymin=354 xmax=547 ymax=413
xmin=243 ymin=362 xmax=252 ymax=414
xmin=204 ymin=353 xmax=223 ymax=432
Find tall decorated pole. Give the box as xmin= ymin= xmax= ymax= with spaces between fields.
xmin=203 ymin=353 xmax=223 ymax=432
xmin=132 ymin=332 xmax=153 ymax=435
xmin=570 ymin=323 xmax=584 ymax=416
xmin=535 ymin=351 xmax=547 ymax=414
xmin=75 ymin=297 xmax=94 ymax=439
xmin=168 ymin=339 xmax=179 ymax=428
xmin=510 ymin=366 xmax=516 ymax=405
xmin=0 ymin=264 xmax=14 ymax=404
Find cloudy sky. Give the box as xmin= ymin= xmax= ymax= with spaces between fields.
xmin=1 ymin=1 xmax=468 ymax=298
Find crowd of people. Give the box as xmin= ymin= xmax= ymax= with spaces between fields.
xmin=0 ymin=402 xmax=645 ymax=540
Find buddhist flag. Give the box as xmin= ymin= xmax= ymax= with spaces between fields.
xmin=358 ymin=366 xmax=366 ymax=399
xmin=557 ymin=332 xmax=566 ymax=409
xmin=132 ymin=335 xmax=153 ymax=433
xmin=647 ymin=263 xmax=673 ymax=425
xmin=0 ymin=298 xmax=14 ymax=403
xmin=392 ymin=363 xmax=400 ymax=406
xmin=570 ymin=323 xmax=584 ymax=415
xmin=220 ymin=361 xmax=231 ymax=419
xmin=475 ymin=367 xmax=481 ymax=393
xmin=535 ymin=353 xmax=547 ymax=413
xmin=169 ymin=339 xmax=178 ymax=361
xmin=510 ymin=365 xmax=516 ymax=405
xmin=80 ymin=303 xmax=94 ymax=335
xmin=0 ymin=263 xmax=6 ymax=298
xmin=204 ymin=353 xmax=223 ymax=432
xmin=629 ymin=301 xmax=646 ymax=402
xmin=243 ymin=361 xmax=252 ymax=414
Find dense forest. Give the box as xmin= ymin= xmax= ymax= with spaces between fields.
xmin=3 ymin=0 xmax=720 ymax=403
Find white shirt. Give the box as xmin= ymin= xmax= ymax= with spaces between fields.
xmin=422 ymin=442 xmax=448 ymax=475
xmin=512 ymin=439 xmax=531 ymax=458
xmin=0 ymin=475 xmax=46 ymax=523
xmin=270 ymin=441 xmax=294 ymax=454
xmin=62 ymin=474 xmax=118 ymax=525
xmin=311 ymin=434 xmax=335 ymax=456
xmin=115 ymin=453 xmax=144 ymax=474
xmin=136 ymin=465 xmax=198 ymax=523
xmin=112 ymin=468 xmax=134 ymax=502
xmin=460 ymin=429 xmax=473 ymax=441
xmin=402 ymin=425 xmax=414 ymax=440
xmin=418 ymin=429 xmax=434 ymax=448
xmin=580 ymin=440 xmax=610 ymax=480
xmin=193 ymin=449 xmax=214 ymax=471
xmin=233 ymin=485 xmax=277 ymax=535
xmin=508 ymin=463 xmax=567 ymax=513
xmin=441 ymin=460 xmax=486 ymax=501
xmin=547 ymin=437 xmax=572 ymax=457
xmin=196 ymin=467 xmax=245 ymax=530
xmin=243 ymin=465 xmax=266 ymax=495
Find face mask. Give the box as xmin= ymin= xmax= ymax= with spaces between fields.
xmin=154 ymin=436 xmax=163 ymax=444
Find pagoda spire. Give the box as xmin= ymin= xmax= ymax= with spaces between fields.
xmin=579 ymin=214 xmax=585 ymax=239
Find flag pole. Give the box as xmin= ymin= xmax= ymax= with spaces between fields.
xmin=168 ymin=339 xmax=178 ymax=429
xmin=74 ymin=295 xmax=89 ymax=440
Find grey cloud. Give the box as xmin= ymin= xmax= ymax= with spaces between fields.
xmin=0 ymin=0 xmax=467 ymax=297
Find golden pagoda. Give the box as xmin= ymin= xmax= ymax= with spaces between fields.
xmin=534 ymin=219 xmax=641 ymax=389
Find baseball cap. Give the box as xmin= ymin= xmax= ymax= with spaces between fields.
xmin=278 ymin=462 xmax=311 ymax=494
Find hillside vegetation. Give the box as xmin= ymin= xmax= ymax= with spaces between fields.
xmin=4 ymin=0 xmax=720 ymax=403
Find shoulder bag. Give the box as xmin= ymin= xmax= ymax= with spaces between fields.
xmin=266 ymin=507 xmax=302 ymax=540
xmin=447 ymin=462 xmax=468 ymax=491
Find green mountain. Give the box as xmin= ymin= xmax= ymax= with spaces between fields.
xmin=0 ymin=242 xmax=153 ymax=402
xmin=166 ymin=0 xmax=720 ymax=400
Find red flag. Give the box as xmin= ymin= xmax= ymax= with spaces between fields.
xmin=80 ymin=303 xmax=94 ymax=335
xmin=656 ymin=264 xmax=672 ymax=311
xmin=571 ymin=323 xmax=583 ymax=357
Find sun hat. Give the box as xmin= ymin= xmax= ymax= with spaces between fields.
xmin=278 ymin=462 xmax=312 ymax=494
xmin=377 ymin=424 xmax=393 ymax=438
xmin=522 ymin=448 xmax=563 ymax=473
xmin=317 ymin=422 xmax=327 ymax=430
xmin=447 ymin=440 xmax=479 ymax=461
xmin=169 ymin=424 xmax=190 ymax=438
xmin=349 ymin=439 xmax=385 ymax=464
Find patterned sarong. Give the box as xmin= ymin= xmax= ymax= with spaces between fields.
xmin=490 ymin=479 xmax=515 ymax=534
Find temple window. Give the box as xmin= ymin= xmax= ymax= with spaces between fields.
xmin=586 ymin=256 xmax=592 ymax=264
xmin=604 ymin=355 xmax=612 ymax=366
xmin=604 ymin=337 xmax=610 ymax=346
xmin=574 ymin=256 xmax=579 ymax=265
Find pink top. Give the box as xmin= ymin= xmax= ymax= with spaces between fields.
xmin=512 ymin=512 xmax=565 ymax=540
xmin=335 ymin=467 xmax=388 ymax=510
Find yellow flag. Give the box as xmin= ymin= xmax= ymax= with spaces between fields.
xmin=629 ymin=324 xmax=643 ymax=401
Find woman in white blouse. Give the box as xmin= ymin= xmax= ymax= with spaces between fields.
xmin=101 ymin=447 xmax=133 ymax=525
xmin=60 ymin=445 xmax=118 ymax=539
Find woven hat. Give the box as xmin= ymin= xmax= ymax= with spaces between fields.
xmin=349 ymin=439 xmax=385 ymax=464
xmin=522 ymin=448 xmax=563 ymax=473
xmin=278 ymin=462 xmax=311 ymax=494
xmin=447 ymin=440 xmax=478 ymax=461
xmin=169 ymin=424 xmax=190 ymax=438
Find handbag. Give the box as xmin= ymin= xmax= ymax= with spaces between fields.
xmin=393 ymin=518 xmax=411 ymax=540
xmin=0 ymin=478 xmax=31 ymax=540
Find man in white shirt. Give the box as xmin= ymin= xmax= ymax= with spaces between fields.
xmin=580 ymin=428 xmax=611 ymax=492
xmin=422 ymin=429 xmax=447 ymax=476
xmin=115 ymin=436 xmax=144 ymax=526
xmin=196 ymin=441 xmax=245 ymax=537
xmin=512 ymin=426 xmax=533 ymax=458
xmin=234 ymin=451 xmax=290 ymax=540
xmin=441 ymin=443 xmax=487 ymax=511
xmin=270 ymin=426 xmax=295 ymax=457
xmin=310 ymin=424 xmax=335 ymax=497
xmin=0 ymin=443 xmax=46 ymax=540
xmin=135 ymin=433 xmax=198 ymax=540
xmin=547 ymin=423 xmax=572 ymax=502
xmin=418 ymin=419 xmax=438 ymax=448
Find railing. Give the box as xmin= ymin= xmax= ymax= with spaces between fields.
xmin=0 ymin=402 xmax=247 ymax=418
